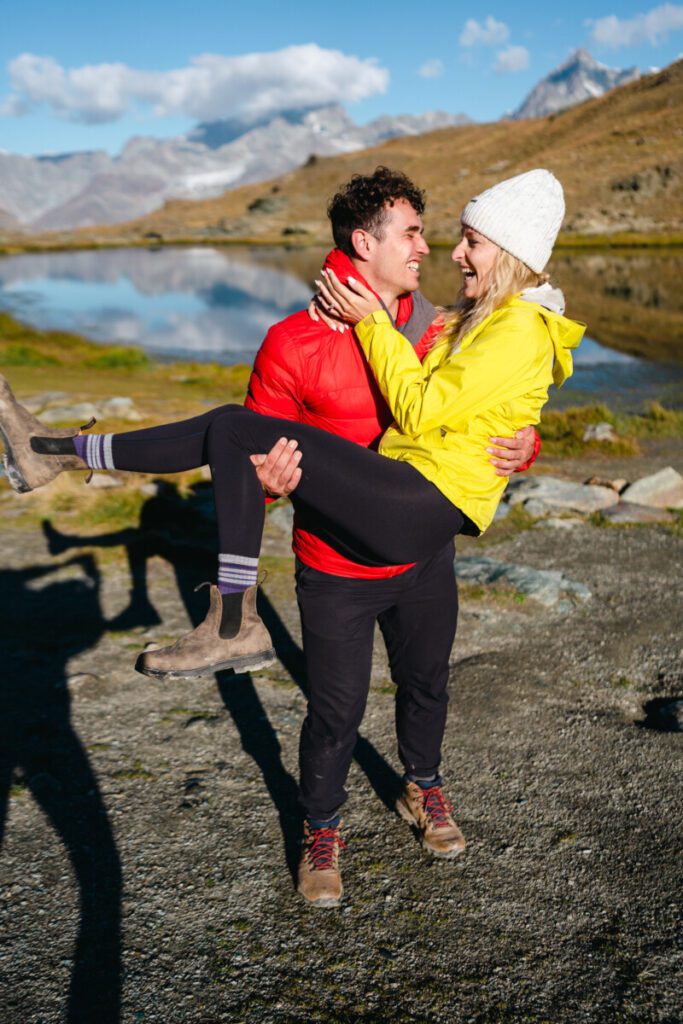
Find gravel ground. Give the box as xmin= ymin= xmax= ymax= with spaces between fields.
xmin=0 ymin=478 xmax=681 ymax=1024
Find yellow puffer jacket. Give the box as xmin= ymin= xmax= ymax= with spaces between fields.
xmin=355 ymin=295 xmax=585 ymax=533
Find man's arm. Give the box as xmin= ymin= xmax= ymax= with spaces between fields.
xmin=245 ymin=323 xmax=305 ymax=497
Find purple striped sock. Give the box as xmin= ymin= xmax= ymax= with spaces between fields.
xmin=72 ymin=435 xmax=87 ymax=460
xmin=217 ymin=553 xmax=258 ymax=595
xmin=73 ymin=433 xmax=116 ymax=470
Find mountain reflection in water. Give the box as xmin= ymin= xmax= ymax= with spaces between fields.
xmin=0 ymin=245 xmax=680 ymax=409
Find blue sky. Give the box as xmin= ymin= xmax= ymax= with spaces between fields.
xmin=2 ymin=1 xmax=682 ymax=156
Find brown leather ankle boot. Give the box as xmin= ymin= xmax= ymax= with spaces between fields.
xmin=136 ymin=584 xmax=276 ymax=680
xmin=0 ymin=373 xmax=89 ymax=492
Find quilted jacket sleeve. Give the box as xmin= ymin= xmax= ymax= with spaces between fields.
xmin=245 ymin=322 xmax=304 ymax=422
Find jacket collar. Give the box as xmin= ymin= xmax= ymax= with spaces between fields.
xmin=323 ymin=248 xmax=413 ymax=327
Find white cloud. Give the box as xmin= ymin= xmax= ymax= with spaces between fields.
xmin=587 ymin=3 xmax=683 ymax=48
xmin=459 ymin=16 xmax=509 ymax=47
xmin=0 ymin=45 xmax=389 ymax=124
xmin=418 ymin=58 xmax=444 ymax=78
xmin=495 ymin=46 xmax=530 ymax=73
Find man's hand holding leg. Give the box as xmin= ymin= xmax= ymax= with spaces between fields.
xmin=250 ymin=438 xmax=302 ymax=498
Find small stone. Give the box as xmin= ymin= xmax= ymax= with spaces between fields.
xmin=103 ymin=397 xmax=142 ymax=422
xmin=584 ymin=476 xmax=628 ymax=493
xmin=88 ymin=473 xmax=123 ymax=489
xmin=601 ymin=501 xmax=676 ymax=524
xmin=23 ymin=391 xmax=69 ymax=413
xmin=583 ymin=422 xmax=616 ymax=443
xmin=620 ymin=467 xmax=683 ymax=509
xmin=139 ymin=482 xmax=161 ymax=497
xmin=493 ymin=501 xmax=510 ymax=520
xmin=67 ymin=672 xmax=100 ymax=687
xmin=39 ymin=402 xmax=100 ymax=426
xmin=102 ymin=396 xmax=133 ymax=414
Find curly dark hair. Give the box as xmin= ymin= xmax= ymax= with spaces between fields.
xmin=327 ymin=166 xmax=426 ymax=257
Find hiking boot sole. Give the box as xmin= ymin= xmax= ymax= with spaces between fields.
xmin=300 ymin=895 xmax=342 ymax=909
xmin=396 ymin=796 xmax=465 ymax=859
xmin=0 ymin=426 xmax=31 ymax=493
xmin=136 ymin=647 xmax=277 ymax=680
xmin=297 ymin=886 xmax=343 ymax=909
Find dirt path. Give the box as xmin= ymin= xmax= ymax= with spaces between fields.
xmin=0 ymin=473 xmax=681 ymax=1024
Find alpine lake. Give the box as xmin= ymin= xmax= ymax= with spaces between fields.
xmin=0 ymin=244 xmax=681 ymax=411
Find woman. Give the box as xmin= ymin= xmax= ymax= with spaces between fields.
xmin=0 ymin=169 xmax=584 ymax=680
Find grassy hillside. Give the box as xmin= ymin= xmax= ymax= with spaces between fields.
xmin=7 ymin=60 xmax=680 ymax=253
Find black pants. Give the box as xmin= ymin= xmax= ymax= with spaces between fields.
xmin=296 ymin=542 xmax=458 ymax=820
xmin=111 ymin=404 xmax=465 ymax=566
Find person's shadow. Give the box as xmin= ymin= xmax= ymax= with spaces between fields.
xmin=0 ymin=554 xmax=122 ymax=1024
xmin=42 ymin=480 xmax=404 ymax=878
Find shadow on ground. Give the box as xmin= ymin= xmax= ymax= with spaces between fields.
xmin=38 ymin=479 xmax=402 ymax=883
xmin=0 ymin=554 xmax=122 ymax=1024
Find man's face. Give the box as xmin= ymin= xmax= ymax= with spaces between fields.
xmin=358 ymin=199 xmax=429 ymax=299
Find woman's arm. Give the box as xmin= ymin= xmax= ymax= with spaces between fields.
xmin=355 ymin=309 xmax=549 ymax=436
xmin=318 ymin=270 xmax=548 ymax=450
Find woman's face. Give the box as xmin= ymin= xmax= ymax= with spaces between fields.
xmin=451 ymin=226 xmax=500 ymax=300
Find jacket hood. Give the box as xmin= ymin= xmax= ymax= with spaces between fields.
xmin=324 ymin=248 xmax=413 ymax=326
xmin=520 ymin=282 xmax=565 ymax=315
xmin=512 ymin=294 xmax=585 ymax=387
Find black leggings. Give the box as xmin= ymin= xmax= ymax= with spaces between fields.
xmin=110 ymin=404 xmax=464 ymax=564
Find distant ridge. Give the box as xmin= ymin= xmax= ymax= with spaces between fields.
xmin=513 ymin=49 xmax=640 ymax=120
xmin=65 ymin=59 xmax=680 ymax=245
xmin=0 ymin=106 xmax=469 ymax=232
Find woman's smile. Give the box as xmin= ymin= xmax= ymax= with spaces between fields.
xmin=452 ymin=227 xmax=500 ymax=300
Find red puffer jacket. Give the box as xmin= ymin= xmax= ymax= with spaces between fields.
xmin=245 ymin=250 xmax=440 ymax=578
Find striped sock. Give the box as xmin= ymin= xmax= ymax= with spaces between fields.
xmin=73 ymin=433 xmax=116 ymax=470
xmin=217 ymin=553 xmax=258 ymax=595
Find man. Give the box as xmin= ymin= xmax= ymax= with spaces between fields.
xmin=245 ymin=167 xmax=536 ymax=907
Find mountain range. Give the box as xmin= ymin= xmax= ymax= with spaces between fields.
xmin=91 ymin=59 xmax=680 ymax=245
xmin=0 ymin=107 xmax=470 ymax=232
xmin=512 ymin=49 xmax=640 ymax=119
xmin=0 ymin=50 xmax=645 ymax=235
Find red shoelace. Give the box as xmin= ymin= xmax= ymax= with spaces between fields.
xmin=422 ymin=786 xmax=454 ymax=829
xmin=306 ymin=828 xmax=346 ymax=871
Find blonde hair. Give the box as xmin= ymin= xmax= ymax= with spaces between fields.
xmin=435 ymin=248 xmax=549 ymax=351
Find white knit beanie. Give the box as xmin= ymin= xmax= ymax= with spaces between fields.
xmin=461 ymin=169 xmax=565 ymax=273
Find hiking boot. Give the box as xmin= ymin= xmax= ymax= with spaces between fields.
xmin=297 ymin=820 xmax=345 ymax=908
xmin=396 ymin=780 xmax=466 ymax=859
xmin=0 ymin=373 xmax=88 ymax=492
xmin=136 ymin=583 xmax=276 ymax=680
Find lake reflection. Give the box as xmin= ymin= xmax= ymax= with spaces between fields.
xmin=0 ymin=245 xmax=681 ymax=409
xmin=0 ymin=247 xmax=312 ymax=364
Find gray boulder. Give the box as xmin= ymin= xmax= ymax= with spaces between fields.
xmin=600 ymin=501 xmax=676 ymax=524
xmin=39 ymin=402 xmax=100 ymax=426
xmin=455 ymin=555 xmax=591 ymax=610
xmin=620 ymin=467 xmax=683 ymax=509
xmin=506 ymin=475 xmax=619 ymax=514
